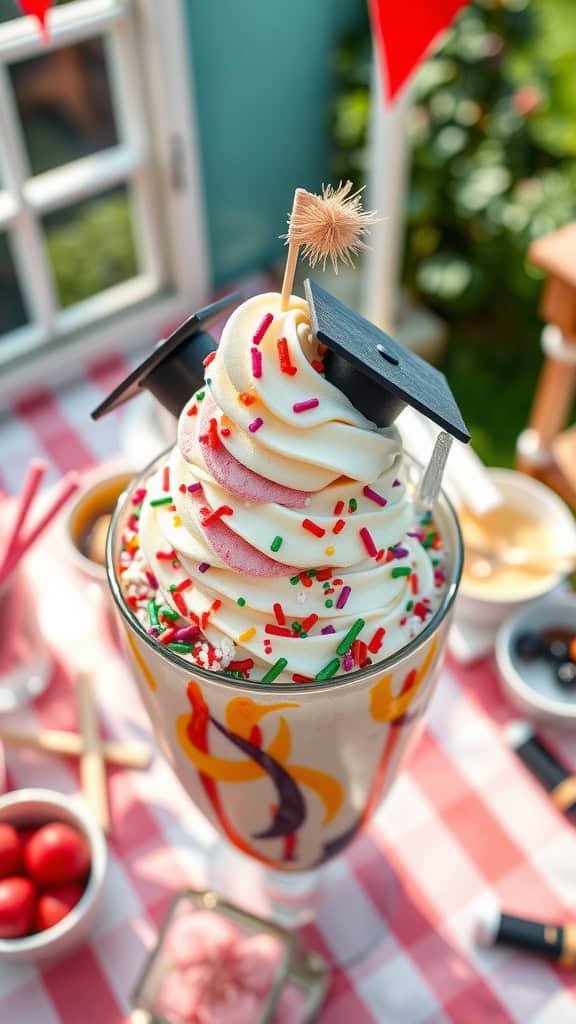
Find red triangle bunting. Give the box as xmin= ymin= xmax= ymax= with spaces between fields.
xmin=368 ymin=0 xmax=470 ymax=102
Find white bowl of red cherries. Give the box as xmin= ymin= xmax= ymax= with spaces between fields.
xmin=0 ymin=788 xmax=107 ymax=961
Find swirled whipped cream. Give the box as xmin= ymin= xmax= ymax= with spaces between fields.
xmin=119 ymin=292 xmax=446 ymax=682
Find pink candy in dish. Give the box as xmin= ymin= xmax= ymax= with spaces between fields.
xmin=132 ymin=889 xmax=295 ymax=1023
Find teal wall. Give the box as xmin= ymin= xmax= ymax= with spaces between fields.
xmin=185 ymin=0 xmax=360 ymax=286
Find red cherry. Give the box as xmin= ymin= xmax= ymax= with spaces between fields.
xmin=18 ymin=826 xmax=39 ymax=846
xmin=35 ymin=883 xmax=84 ymax=932
xmin=0 ymin=877 xmax=37 ymax=938
xmin=18 ymin=826 xmax=39 ymax=861
xmin=0 ymin=825 xmax=22 ymax=879
xmin=24 ymin=823 xmax=90 ymax=887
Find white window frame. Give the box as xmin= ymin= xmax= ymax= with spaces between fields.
xmin=0 ymin=0 xmax=210 ymax=404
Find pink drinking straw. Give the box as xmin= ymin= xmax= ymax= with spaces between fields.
xmin=0 ymin=459 xmax=46 ymax=579
xmin=0 ymin=473 xmax=80 ymax=584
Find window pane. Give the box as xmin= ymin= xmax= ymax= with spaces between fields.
xmin=0 ymin=233 xmax=27 ymax=335
xmin=44 ymin=185 xmax=138 ymax=308
xmin=0 ymin=0 xmax=75 ymax=25
xmin=9 ymin=37 xmax=118 ymax=175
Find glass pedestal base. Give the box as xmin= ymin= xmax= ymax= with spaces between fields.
xmin=263 ymin=867 xmax=322 ymax=929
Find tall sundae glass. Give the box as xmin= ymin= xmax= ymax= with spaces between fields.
xmin=100 ymin=184 xmax=467 ymax=919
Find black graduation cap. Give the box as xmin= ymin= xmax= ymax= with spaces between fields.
xmin=304 ymin=279 xmax=470 ymax=443
xmin=91 ymin=292 xmax=242 ymax=421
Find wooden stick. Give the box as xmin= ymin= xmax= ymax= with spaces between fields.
xmin=0 ymin=459 xmax=46 ymax=578
xmin=0 ymin=728 xmax=151 ymax=769
xmin=76 ymin=671 xmax=110 ymax=834
xmin=0 ymin=474 xmax=80 ymax=583
xmin=280 ymin=241 xmax=299 ymax=311
xmin=527 ymin=358 xmax=576 ymax=451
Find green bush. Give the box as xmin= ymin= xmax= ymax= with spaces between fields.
xmin=45 ymin=190 xmax=137 ymax=308
xmin=331 ymin=0 xmax=576 ymax=324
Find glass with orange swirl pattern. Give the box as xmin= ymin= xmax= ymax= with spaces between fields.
xmin=108 ymin=452 xmax=462 ymax=916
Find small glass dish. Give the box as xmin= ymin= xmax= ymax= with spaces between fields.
xmin=274 ymin=949 xmax=331 ymax=1023
xmin=132 ymin=889 xmax=297 ymax=1024
xmin=0 ymin=566 xmax=52 ymax=711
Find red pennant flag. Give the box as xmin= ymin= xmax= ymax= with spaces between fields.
xmin=368 ymin=0 xmax=470 ymax=102
xmin=17 ymin=0 xmax=53 ymax=41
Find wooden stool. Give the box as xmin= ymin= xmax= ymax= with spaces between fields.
xmin=516 ymin=223 xmax=576 ymax=509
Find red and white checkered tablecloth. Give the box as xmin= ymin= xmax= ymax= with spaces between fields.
xmin=1 ymin=356 xmax=576 ymax=1024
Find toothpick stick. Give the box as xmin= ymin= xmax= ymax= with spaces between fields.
xmin=280 ymin=240 xmax=300 ymax=311
xmin=0 ymin=473 xmax=79 ymax=583
xmin=0 ymin=459 xmax=46 ymax=578
xmin=0 ymin=727 xmax=151 ymax=769
xmin=416 ymin=431 xmax=453 ymax=510
xmin=280 ymin=182 xmax=378 ymax=312
xmin=77 ymin=671 xmax=110 ymax=833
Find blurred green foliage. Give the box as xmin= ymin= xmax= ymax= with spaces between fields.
xmin=331 ymin=0 xmax=576 ymax=464
xmin=45 ymin=190 xmax=137 ymax=308
xmin=332 ymin=0 xmax=576 ymax=320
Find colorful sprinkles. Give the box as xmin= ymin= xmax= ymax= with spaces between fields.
xmin=252 ymin=312 xmax=273 ymax=345
xmin=359 ymin=527 xmax=377 ymax=558
xmin=293 ymin=398 xmax=319 ymax=414
xmin=118 ymin=456 xmax=448 ymax=683
xmin=337 ymin=619 xmax=365 ymax=657
xmin=302 ymin=518 xmax=325 ymax=538
xmin=261 ymin=658 xmax=288 ymax=683
xmin=362 ymin=485 xmax=387 ymax=507
xmin=251 ymin=347 xmax=262 ymax=379
xmin=200 ymin=505 xmax=233 ymax=525
xmin=277 ymin=337 xmax=297 ymax=376
xmin=315 ymin=658 xmax=341 ymax=681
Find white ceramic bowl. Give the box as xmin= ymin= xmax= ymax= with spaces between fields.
xmin=495 ymin=592 xmax=576 ymax=728
xmin=0 ymin=789 xmax=107 ymax=962
xmin=456 ymin=469 xmax=576 ymax=628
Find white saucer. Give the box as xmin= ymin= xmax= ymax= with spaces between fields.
xmin=495 ymin=593 xmax=576 ymax=728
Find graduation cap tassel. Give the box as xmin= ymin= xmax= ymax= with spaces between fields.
xmin=416 ymin=431 xmax=453 ymax=511
xmin=280 ymin=182 xmax=378 ymax=311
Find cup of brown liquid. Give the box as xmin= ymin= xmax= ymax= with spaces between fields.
xmin=456 ymin=469 xmax=576 ymax=627
xmin=65 ymin=468 xmax=134 ymax=587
